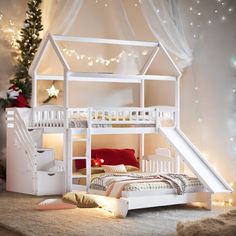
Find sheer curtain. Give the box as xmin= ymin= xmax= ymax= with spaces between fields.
xmin=40 ymin=0 xmax=192 ymax=70
xmin=140 ymin=0 xmax=192 ymax=69
xmin=41 ymin=0 xmax=84 ymax=36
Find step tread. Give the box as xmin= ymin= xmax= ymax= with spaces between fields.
xmin=72 ymin=174 xmax=87 ymax=178
xmin=72 ymin=138 xmax=88 ymax=142
xmin=72 ymin=156 xmax=87 ymax=160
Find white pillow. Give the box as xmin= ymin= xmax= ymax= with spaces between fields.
xmin=102 ymin=164 xmax=127 ymax=173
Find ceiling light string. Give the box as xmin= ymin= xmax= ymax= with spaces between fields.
xmin=61 ymin=47 xmax=147 ymax=67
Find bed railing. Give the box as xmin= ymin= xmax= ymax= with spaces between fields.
xmin=33 ymin=105 xmax=65 ymax=128
xmin=142 ymin=153 xmax=176 ymax=173
xmin=32 ymin=106 xmax=176 ymax=128
xmin=6 ymin=108 xmax=37 ymax=170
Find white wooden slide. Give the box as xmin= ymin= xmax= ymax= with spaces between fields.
xmin=160 ymin=127 xmax=233 ymax=193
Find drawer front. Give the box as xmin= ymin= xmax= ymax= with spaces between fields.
xmin=36 ymin=149 xmax=54 ymax=171
xmin=36 ymin=171 xmax=65 ymax=195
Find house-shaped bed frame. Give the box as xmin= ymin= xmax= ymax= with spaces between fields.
xmin=6 ymin=34 xmax=232 ymax=217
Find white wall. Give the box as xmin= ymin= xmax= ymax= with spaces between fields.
xmin=179 ymin=0 xmax=236 ymax=189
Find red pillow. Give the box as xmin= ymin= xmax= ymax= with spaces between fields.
xmin=75 ymin=148 xmax=139 ymax=170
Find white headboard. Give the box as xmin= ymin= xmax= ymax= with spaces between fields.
xmin=141 ymin=148 xmax=177 ymax=173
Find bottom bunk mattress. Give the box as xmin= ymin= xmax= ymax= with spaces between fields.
xmin=88 ymin=173 xmax=205 ymax=198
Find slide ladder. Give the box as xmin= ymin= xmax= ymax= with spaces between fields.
xmin=160 ymin=127 xmax=232 ymax=193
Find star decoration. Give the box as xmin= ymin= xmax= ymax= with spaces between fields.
xmin=46 ymin=85 xmax=59 ymax=97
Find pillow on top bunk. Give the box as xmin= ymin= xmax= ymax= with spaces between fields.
xmin=75 ymin=148 xmax=139 ymax=170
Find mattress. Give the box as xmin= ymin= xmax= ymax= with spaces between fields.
xmin=89 ymin=172 xmax=204 ymax=198
xmin=69 ymin=119 xmax=156 ymax=128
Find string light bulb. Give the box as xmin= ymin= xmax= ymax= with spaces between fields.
xmin=221 ymin=16 xmax=226 ymax=21
xmin=197 ymin=118 xmax=203 ymax=122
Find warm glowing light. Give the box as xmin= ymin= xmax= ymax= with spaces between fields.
xmin=46 ymin=85 xmax=59 ymax=97
xmin=208 ymin=20 xmax=212 ymax=24
xmin=88 ymin=61 xmax=94 ymax=66
xmin=142 ymin=50 xmax=148 ymax=56
xmin=194 ymin=86 xmax=198 ymax=90
xmin=228 ymin=198 xmax=233 ymax=204
xmin=62 ymin=47 xmax=133 ymax=66
xmin=221 ymin=16 xmax=226 ymax=21
xmin=230 ymin=182 xmax=234 ymax=187
xmin=197 ymin=12 xmax=202 ymax=16
xmin=197 ymin=118 xmax=202 ymax=122
xmin=156 ymin=9 xmax=160 ymax=13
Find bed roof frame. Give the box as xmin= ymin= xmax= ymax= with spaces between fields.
xmin=29 ymin=34 xmax=182 ymax=128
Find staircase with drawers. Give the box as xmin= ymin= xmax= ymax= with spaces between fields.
xmin=6 ymin=108 xmax=65 ymax=196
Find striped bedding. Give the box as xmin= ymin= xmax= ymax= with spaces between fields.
xmin=90 ymin=173 xmax=203 ymax=198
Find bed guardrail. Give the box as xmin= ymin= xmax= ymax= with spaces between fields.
xmin=32 ymin=106 xmax=176 ymax=128
xmin=33 ymin=106 xmax=65 ymax=128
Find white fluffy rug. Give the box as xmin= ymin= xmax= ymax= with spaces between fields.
xmin=177 ymin=209 xmax=236 ymax=236
xmin=0 ymin=192 xmax=235 ymax=236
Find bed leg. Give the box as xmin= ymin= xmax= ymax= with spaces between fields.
xmin=202 ymin=193 xmax=212 ymax=210
xmin=113 ymin=199 xmax=129 ymax=218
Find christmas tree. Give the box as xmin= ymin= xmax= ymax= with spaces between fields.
xmin=0 ymin=0 xmax=43 ymax=109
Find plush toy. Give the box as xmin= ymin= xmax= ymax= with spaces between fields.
xmin=7 ymin=85 xmax=29 ymax=107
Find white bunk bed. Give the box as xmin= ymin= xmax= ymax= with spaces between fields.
xmin=6 ymin=34 xmax=232 ymax=217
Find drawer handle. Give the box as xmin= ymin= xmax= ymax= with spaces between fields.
xmin=37 ymin=150 xmax=45 ymax=153
xmin=28 ymin=129 xmax=34 ymax=132
xmin=48 ymin=173 xmax=55 ymax=176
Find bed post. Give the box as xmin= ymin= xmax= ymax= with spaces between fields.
xmin=64 ymin=69 xmax=70 ymax=192
xmin=139 ymin=79 xmax=145 ymax=169
xmin=202 ymin=193 xmax=212 ymax=210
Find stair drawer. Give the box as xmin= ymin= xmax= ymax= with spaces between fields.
xmin=36 ymin=149 xmax=54 ymax=171
xmin=36 ymin=171 xmax=65 ymax=196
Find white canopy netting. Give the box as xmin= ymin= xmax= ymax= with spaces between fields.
xmin=39 ymin=0 xmax=192 ymax=73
